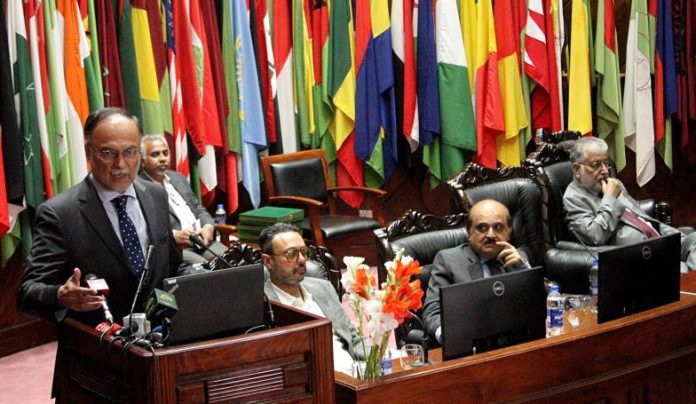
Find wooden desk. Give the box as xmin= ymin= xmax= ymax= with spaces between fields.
xmin=336 ymin=272 xmax=696 ymax=402
xmin=55 ymin=303 xmax=335 ymax=403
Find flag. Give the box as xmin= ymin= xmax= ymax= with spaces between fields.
xmin=594 ymin=0 xmax=626 ymax=172
xmin=494 ymin=0 xmax=528 ymax=166
xmin=328 ymin=0 xmax=363 ymax=207
xmin=567 ymin=0 xmax=593 ymax=135
xmin=524 ymin=0 xmax=562 ymax=132
xmin=144 ymin=0 xmax=172 ymax=136
xmin=274 ymin=0 xmax=298 ymax=153
xmin=436 ymin=0 xmax=475 ymax=180
xmin=624 ymin=0 xmax=656 ymax=186
xmin=417 ymin=0 xmax=442 ymax=186
xmin=0 ymin=125 xmax=8 ymax=237
xmin=230 ymin=0 xmax=267 ymax=208
xmin=472 ymin=0 xmax=504 ymax=168
xmin=293 ymin=0 xmax=315 ymax=148
xmin=252 ymin=0 xmax=277 ymax=145
xmin=392 ymin=0 xmax=419 ymax=152
xmin=551 ymin=0 xmax=566 ymax=129
xmin=95 ymin=0 xmax=125 ymax=108
xmin=654 ymin=0 xmax=677 ymax=171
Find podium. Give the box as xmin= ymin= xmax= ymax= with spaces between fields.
xmin=55 ymin=303 xmax=335 ymax=403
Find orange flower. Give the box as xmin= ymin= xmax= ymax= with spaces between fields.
xmin=394 ymin=259 xmax=422 ymax=283
xmin=352 ymin=267 xmax=374 ymax=299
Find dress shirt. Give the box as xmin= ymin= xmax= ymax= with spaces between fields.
xmin=161 ymin=174 xmax=199 ymax=231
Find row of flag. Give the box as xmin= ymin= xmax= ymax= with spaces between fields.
xmin=1 ymin=0 xmax=696 ymax=265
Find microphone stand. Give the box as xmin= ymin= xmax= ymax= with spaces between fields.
xmin=189 ymin=234 xmax=235 ymax=268
xmin=126 ymin=245 xmax=154 ymax=337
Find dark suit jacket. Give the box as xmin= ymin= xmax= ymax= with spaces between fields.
xmin=18 ymin=176 xmax=184 ymax=326
xmin=422 ymin=244 xmax=528 ymax=340
xmin=139 ymin=170 xmax=214 ymax=230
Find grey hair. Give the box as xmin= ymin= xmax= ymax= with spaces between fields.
xmin=140 ymin=134 xmax=169 ymax=156
xmin=569 ymin=137 xmax=609 ymax=164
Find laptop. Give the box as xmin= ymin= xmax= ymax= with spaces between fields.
xmin=440 ymin=267 xmax=546 ymax=360
xmin=161 ymin=263 xmax=265 ymax=345
xmin=598 ymin=233 xmax=681 ymax=323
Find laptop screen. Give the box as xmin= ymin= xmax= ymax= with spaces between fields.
xmin=440 ymin=267 xmax=546 ymax=360
xmin=162 ymin=263 xmax=265 ymax=345
xmin=598 ymin=233 xmax=681 ymax=324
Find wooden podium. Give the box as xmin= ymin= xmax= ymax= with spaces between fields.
xmin=55 ymin=303 xmax=335 ymax=403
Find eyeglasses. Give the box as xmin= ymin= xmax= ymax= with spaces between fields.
xmin=271 ymin=246 xmax=313 ymax=262
xmin=579 ymin=159 xmax=611 ymax=170
xmin=91 ymin=146 xmax=141 ymax=161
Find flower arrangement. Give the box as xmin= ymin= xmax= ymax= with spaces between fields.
xmin=340 ymin=250 xmax=424 ymax=380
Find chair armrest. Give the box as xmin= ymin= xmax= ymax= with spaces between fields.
xmin=544 ymin=248 xmax=595 ymax=295
xmin=268 ymin=195 xmax=325 ymax=208
xmin=638 ymin=198 xmax=655 ymax=218
xmin=269 ymin=196 xmax=325 ymax=245
xmin=214 ymin=224 xmax=238 ymax=247
xmin=654 ymin=201 xmax=673 ymax=225
xmin=326 ymin=186 xmax=387 ymax=226
xmin=327 ymin=186 xmax=387 ymax=197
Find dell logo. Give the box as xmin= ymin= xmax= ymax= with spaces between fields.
xmin=641 ymin=246 xmax=652 ymax=260
xmin=492 ymin=281 xmax=505 ymax=296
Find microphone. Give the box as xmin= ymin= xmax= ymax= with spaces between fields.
xmin=126 ymin=245 xmax=155 ymax=337
xmin=96 ymin=321 xmax=122 ymax=336
xmin=189 ymin=233 xmax=235 ymax=268
xmin=144 ymin=288 xmax=178 ymax=326
xmin=569 ymin=228 xmax=599 ymax=260
xmin=85 ymin=273 xmax=114 ymax=323
xmin=405 ymin=310 xmax=430 ymax=365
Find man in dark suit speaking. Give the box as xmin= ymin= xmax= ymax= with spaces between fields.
xmin=422 ymin=199 xmax=531 ymax=343
xmin=138 ymin=135 xmax=227 ymax=263
xmin=18 ymin=108 xmax=187 ymax=327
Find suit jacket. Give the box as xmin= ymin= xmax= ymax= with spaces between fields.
xmin=264 ymin=277 xmax=365 ymax=360
xmin=139 ymin=170 xmax=214 ymax=230
xmin=422 ymin=244 xmax=528 ymax=340
xmin=18 ymin=176 xmax=184 ymax=326
xmin=563 ymin=180 xmax=679 ymax=247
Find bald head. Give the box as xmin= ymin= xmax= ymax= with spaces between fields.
xmin=467 ymin=199 xmax=513 ymax=260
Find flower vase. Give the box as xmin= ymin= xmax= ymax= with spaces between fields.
xmin=354 ymin=332 xmax=391 ymax=380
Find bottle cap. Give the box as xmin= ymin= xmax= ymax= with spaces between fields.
xmin=549 ymin=283 xmax=560 ymax=292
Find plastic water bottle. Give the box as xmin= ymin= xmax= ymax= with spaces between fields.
xmin=589 ymin=259 xmax=599 ymax=313
xmin=546 ymin=283 xmax=564 ymax=337
xmin=214 ymin=204 xmax=226 ymax=225
xmin=380 ymin=355 xmax=393 ymax=376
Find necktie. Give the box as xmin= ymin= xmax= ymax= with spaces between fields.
xmin=486 ymin=259 xmax=506 ymax=276
xmin=622 ymin=209 xmax=660 ymax=239
xmin=111 ymin=195 xmax=146 ymax=275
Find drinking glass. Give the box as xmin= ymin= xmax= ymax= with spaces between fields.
xmin=566 ymin=294 xmax=591 ymax=330
xmin=400 ymin=343 xmax=425 ymax=370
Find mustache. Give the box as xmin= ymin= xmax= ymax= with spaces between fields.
xmin=110 ymin=169 xmax=129 ymax=176
xmin=484 ymin=237 xmax=498 ymax=244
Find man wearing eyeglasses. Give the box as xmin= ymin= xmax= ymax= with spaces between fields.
xmin=259 ymin=223 xmax=364 ymax=373
xmin=18 ymin=108 xmax=188 ymax=330
xmin=564 ymin=136 xmax=696 ymax=272
xmin=139 ymin=135 xmax=227 ymax=263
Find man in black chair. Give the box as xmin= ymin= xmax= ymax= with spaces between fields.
xmin=564 ymin=136 xmax=696 ymax=273
xmin=422 ymin=199 xmax=531 ymax=343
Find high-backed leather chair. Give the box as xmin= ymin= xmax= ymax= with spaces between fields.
xmin=260 ymin=149 xmax=386 ymax=265
xmin=448 ymin=163 xmax=546 ymax=267
xmin=374 ymin=210 xmax=468 ymax=347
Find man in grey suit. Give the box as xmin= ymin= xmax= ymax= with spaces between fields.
xmin=563 ymin=136 xmax=696 ymax=273
xmin=260 ymin=223 xmax=364 ymax=373
xmin=422 ymin=199 xmax=531 ymax=343
xmin=18 ymin=108 xmax=187 ymax=328
xmin=139 ymin=135 xmax=227 ymax=264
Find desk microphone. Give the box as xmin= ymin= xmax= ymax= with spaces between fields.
xmin=189 ymin=233 xmax=235 ymax=268
xmin=85 ymin=273 xmax=114 ymax=323
xmin=569 ymin=228 xmax=599 ymax=260
xmin=126 ymin=245 xmax=155 ymax=337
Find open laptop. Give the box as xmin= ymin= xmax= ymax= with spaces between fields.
xmin=440 ymin=267 xmax=546 ymax=360
xmin=598 ymin=233 xmax=681 ymax=324
xmin=161 ymin=263 xmax=265 ymax=345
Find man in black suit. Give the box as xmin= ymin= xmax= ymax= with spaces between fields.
xmin=18 ymin=108 xmax=187 ymax=327
xmin=139 ymin=135 xmax=227 ymax=263
xmin=422 ymin=199 xmax=530 ymax=343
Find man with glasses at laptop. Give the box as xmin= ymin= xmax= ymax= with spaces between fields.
xmin=564 ymin=136 xmax=696 ymax=273
xmin=422 ymin=199 xmax=531 ymax=344
xmin=260 ymin=223 xmax=364 ymax=373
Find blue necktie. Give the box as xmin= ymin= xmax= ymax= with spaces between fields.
xmin=111 ymin=195 xmax=145 ymax=275
xmin=486 ymin=259 xmax=506 ymax=276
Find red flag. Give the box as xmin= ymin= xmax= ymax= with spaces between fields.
xmin=0 ymin=125 xmax=8 ymax=236
xmin=252 ymin=0 xmax=277 ymax=144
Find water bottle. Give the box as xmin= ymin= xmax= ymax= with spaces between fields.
xmin=380 ymin=354 xmax=393 ymax=376
xmin=546 ymin=283 xmax=564 ymax=337
xmin=589 ymin=259 xmax=599 ymax=313
xmin=214 ymin=204 xmax=226 ymax=225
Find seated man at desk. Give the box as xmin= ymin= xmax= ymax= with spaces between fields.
xmin=260 ymin=223 xmax=364 ymax=373
xmin=139 ymin=134 xmax=227 ymax=264
xmin=564 ymin=136 xmax=696 ymax=273
xmin=423 ymin=199 xmax=531 ymax=343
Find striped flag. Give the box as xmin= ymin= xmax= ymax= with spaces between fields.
xmin=654 ymin=0 xmax=677 ymax=171
xmin=436 ymin=0 xmax=475 ymax=180
xmin=494 ymin=0 xmax=528 ymax=166
xmin=624 ymin=0 xmax=656 ymax=186
xmin=551 ymin=0 xmax=566 ymax=129
xmin=95 ymin=0 xmax=124 ymax=108
xmin=252 ymin=0 xmax=277 ymax=145
xmin=0 ymin=125 xmax=8 ymax=236
xmin=595 ymin=0 xmax=626 ymax=172
xmin=293 ymin=0 xmax=315 ymax=148
xmin=274 ymin=0 xmax=298 ymax=153
xmin=392 ymin=0 xmax=419 ymax=152
xmin=473 ymin=0 xmax=504 ymax=168
xmin=567 ymin=0 xmax=593 ymax=136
